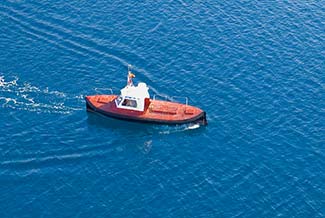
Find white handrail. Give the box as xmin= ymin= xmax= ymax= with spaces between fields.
xmin=153 ymin=94 xmax=188 ymax=105
xmin=171 ymin=96 xmax=188 ymax=105
xmin=94 ymin=88 xmax=114 ymax=94
xmin=153 ymin=94 xmax=169 ymax=101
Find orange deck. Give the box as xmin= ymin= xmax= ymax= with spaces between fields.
xmin=85 ymin=95 xmax=206 ymax=124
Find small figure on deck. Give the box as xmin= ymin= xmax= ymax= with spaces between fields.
xmin=127 ymin=65 xmax=135 ymax=86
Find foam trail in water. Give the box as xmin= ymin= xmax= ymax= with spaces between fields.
xmin=187 ymin=123 xmax=200 ymax=130
xmin=0 ymin=75 xmax=83 ymax=114
xmin=158 ymin=123 xmax=202 ymax=135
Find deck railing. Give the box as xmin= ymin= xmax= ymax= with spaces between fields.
xmin=153 ymin=94 xmax=188 ymax=105
xmin=94 ymin=88 xmax=114 ymax=94
xmin=171 ymin=96 xmax=188 ymax=105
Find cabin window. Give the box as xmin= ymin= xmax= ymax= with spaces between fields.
xmin=116 ymin=96 xmax=123 ymax=105
xmin=122 ymin=99 xmax=137 ymax=108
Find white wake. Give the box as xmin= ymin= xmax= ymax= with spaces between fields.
xmin=0 ymin=75 xmax=83 ymax=114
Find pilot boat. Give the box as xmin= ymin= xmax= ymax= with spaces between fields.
xmin=85 ymin=66 xmax=207 ymax=125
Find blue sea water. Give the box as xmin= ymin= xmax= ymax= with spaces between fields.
xmin=0 ymin=0 xmax=324 ymax=217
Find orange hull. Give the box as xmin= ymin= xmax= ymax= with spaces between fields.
xmin=85 ymin=95 xmax=207 ymax=125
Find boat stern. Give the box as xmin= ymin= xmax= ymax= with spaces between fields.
xmin=85 ymin=96 xmax=94 ymax=111
xmin=85 ymin=95 xmax=117 ymax=112
xmin=200 ymin=111 xmax=208 ymax=125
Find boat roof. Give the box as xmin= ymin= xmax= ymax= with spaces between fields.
xmin=120 ymin=82 xmax=150 ymax=99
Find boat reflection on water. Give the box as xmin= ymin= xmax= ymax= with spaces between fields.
xmin=86 ymin=111 xmax=206 ymax=154
xmin=86 ymin=112 xmax=155 ymax=135
xmin=86 ymin=113 xmax=153 ymax=153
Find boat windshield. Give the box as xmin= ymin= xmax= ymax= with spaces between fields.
xmin=116 ymin=96 xmax=123 ymax=105
xmin=122 ymin=98 xmax=137 ymax=108
xmin=116 ymin=96 xmax=138 ymax=109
